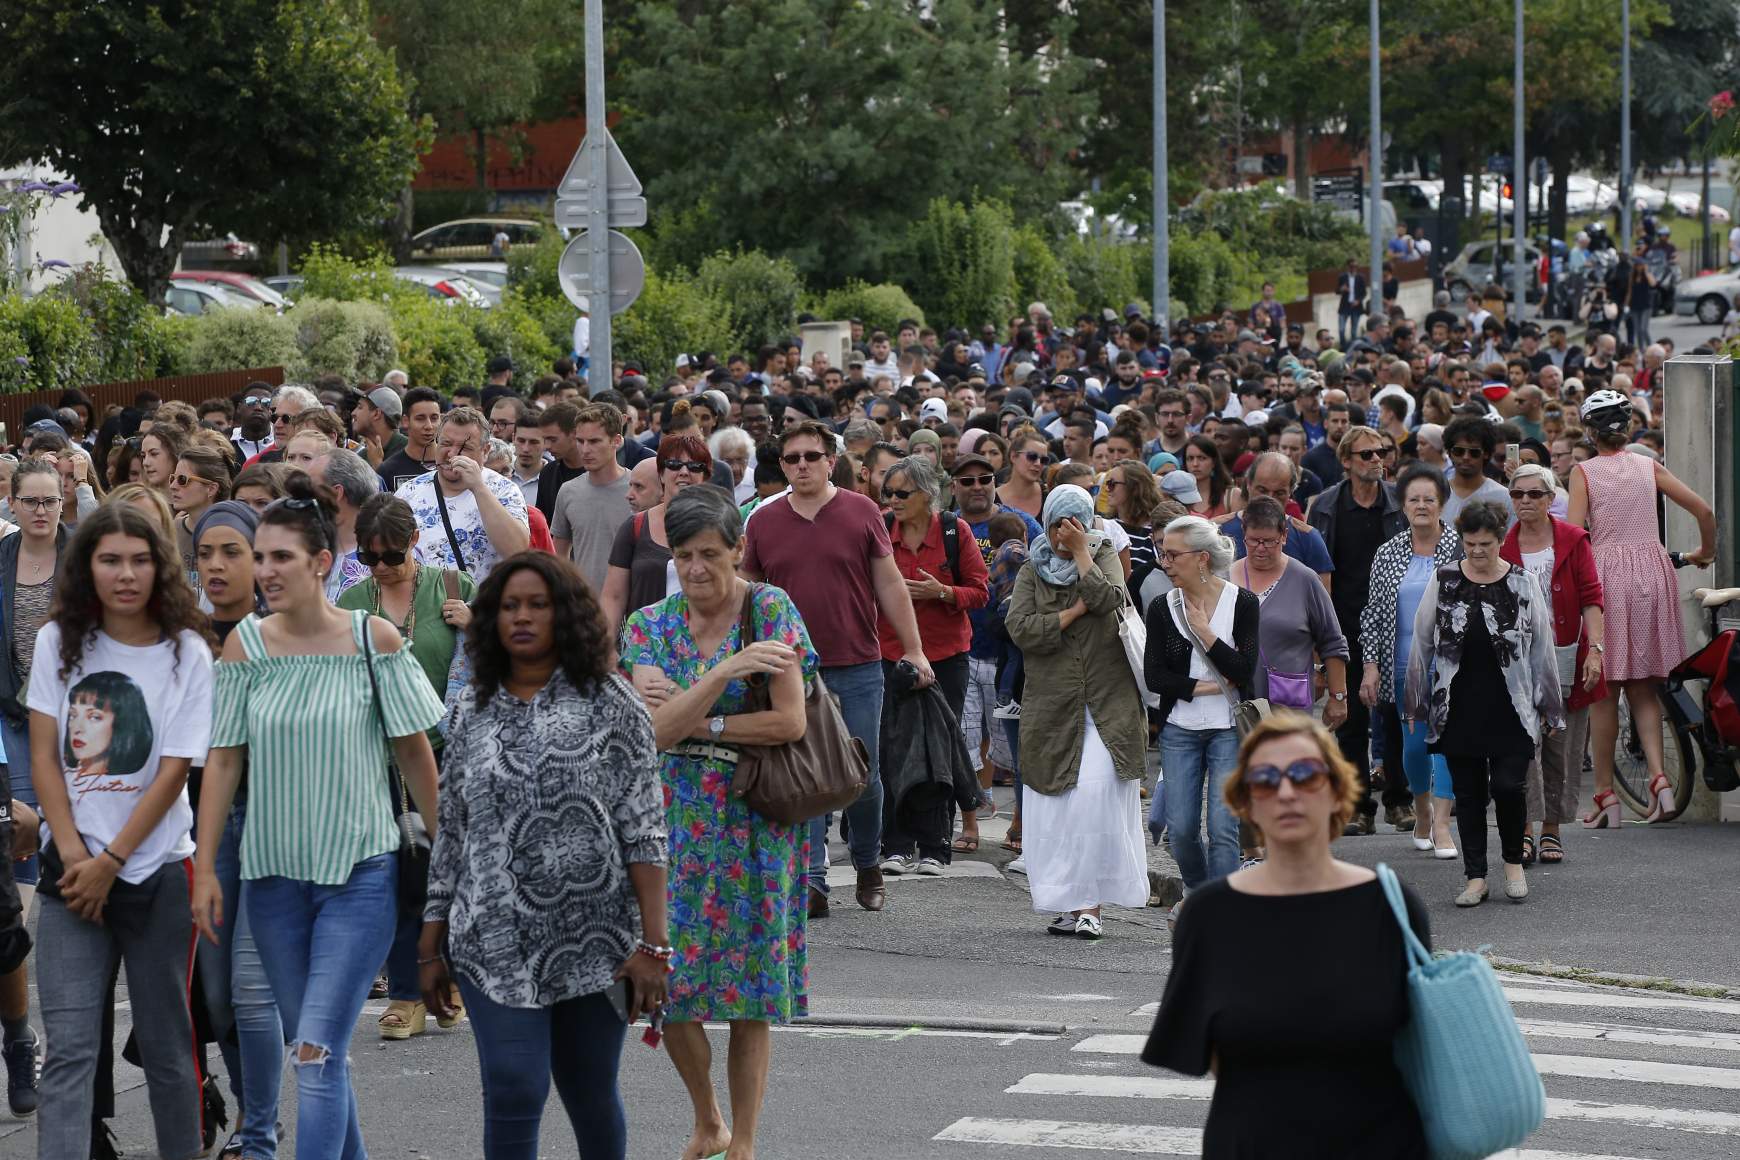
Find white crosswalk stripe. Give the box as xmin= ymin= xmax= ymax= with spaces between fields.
xmin=935 ymin=980 xmax=1740 ymax=1157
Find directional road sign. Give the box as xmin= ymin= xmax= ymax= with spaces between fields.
xmin=558 ymin=229 xmax=645 ymax=316
xmin=554 ymin=126 xmax=646 ymax=229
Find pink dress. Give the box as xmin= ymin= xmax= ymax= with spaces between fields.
xmin=1579 ymin=451 xmax=1685 ymax=681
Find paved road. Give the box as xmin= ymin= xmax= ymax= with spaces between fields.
xmin=3 ymin=797 xmax=1735 ymax=1160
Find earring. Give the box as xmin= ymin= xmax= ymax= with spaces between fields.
xmin=1199 ymin=568 xmax=1208 ymax=584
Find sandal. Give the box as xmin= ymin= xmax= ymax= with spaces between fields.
xmin=379 ymin=999 xmax=427 ymax=1040
xmin=1520 ymin=834 xmax=1536 ymax=867
xmin=1000 ymin=829 xmax=1022 ymax=852
xmin=952 ymin=834 xmax=980 ymax=852
xmin=1538 ymin=834 xmax=1564 ymax=864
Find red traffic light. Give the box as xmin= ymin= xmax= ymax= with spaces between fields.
xmin=1501 ymin=180 xmax=1513 ymax=199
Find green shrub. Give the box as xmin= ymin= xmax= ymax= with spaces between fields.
xmin=614 ymin=270 xmax=734 ymax=379
xmin=0 ymin=293 xmax=99 ymax=393
xmin=905 ymin=199 xmax=1017 ymax=331
xmin=1011 ymin=224 xmax=1077 ymax=324
xmin=393 ymin=296 xmax=486 ymax=391
xmin=180 ymin=306 xmax=300 ymax=375
xmin=290 ymin=298 xmax=398 ymax=382
xmin=55 ymin=269 xmax=180 ymax=382
xmin=695 ymin=249 xmax=802 ymax=351
xmin=297 ymin=242 xmax=403 ymax=305
xmin=1061 ymin=235 xmax=1145 ymax=321
xmin=506 ymin=231 xmax=565 ymax=300
xmin=806 ymin=282 xmax=924 ymax=338
xmin=508 ymin=289 xmax=582 ymax=361
xmin=464 ymin=297 xmax=561 ymax=375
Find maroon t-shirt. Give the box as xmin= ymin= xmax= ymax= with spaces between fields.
xmin=742 ymin=487 xmax=892 ymax=668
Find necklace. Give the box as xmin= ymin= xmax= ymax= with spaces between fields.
xmin=371 ymin=566 xmax=418 ymax=643
xmin=19 ymin=548 xmax=54 ymax=584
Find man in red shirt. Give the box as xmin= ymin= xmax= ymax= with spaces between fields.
xmin=743 ymin=422 xmax=933 ymax=916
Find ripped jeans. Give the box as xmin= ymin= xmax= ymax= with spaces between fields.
xmin=245 ymin=853 xmax=397 ymax=1160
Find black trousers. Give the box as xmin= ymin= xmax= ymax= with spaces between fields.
xmin=880 ymin=654 xmax=969 ymax=862
xmin=1336 ymin=638 xmax=1412 ymax=817
xmin=1445 ymin=752 xmax=1530 ymax=880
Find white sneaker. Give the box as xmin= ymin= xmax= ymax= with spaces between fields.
xmin=1005 ymin=856 xmax=1027 ymax=875
xmin=880 ymin=854 xmax=914 ymax=875
xmin=991 ymin=699 xmax=1022 ymax=720
xmin=916 ymin=857 xmax=945 ymax=876
xmin=1074 ymin=912 xmax=1104 ymax=939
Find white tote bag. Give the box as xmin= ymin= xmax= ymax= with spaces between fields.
xmin=1117 ymin=589 xmax=1162 ymax=710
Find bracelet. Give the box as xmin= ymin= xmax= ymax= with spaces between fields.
xmin=635 ymin=940 xmax=675 ymax=962
xmin=416 ymin=954 xmax=445 ymax=966
xmin=100 ymin=847 xmax=126 ymax=868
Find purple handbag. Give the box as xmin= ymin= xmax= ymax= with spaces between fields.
xmin=1261 ymin=644 xmax=1315 ymax=710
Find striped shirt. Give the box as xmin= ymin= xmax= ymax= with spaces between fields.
xmin=210 ymin=610 xmax=445 ymax=885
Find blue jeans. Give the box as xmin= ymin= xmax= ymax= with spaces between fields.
xmin=1380 ymin=700 xmax=1452 ymax=800
xmin=246 ymin=853 xmax=397 ymax=1160
xmin=203 ymin=801 xmax=285 ymax=1159
xmin=455 ymin=980 xmax=627 ymax=1159
xmin=3 ymin=716 xmax=36 ymax=886
xmin=809 ymin=661 xmax=885 ymax=891
xmin=1160 ymin=722 xmax=1241 ymax=889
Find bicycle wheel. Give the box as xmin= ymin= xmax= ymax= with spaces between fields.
xmin=1611 ymin=686 xmax=1697 ymax=820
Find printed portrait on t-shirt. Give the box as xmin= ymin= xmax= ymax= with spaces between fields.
xmin=62 ymin=671 xmax=154 ymax=794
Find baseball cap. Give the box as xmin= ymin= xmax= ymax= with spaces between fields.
xmin=486 ymin=355 xmax=514 ymax=375
xmin=1050 ymin=375 xmax=1079 ymax=393
xmin=919 ymin=398 xmax=949 ymax=423
xmin=675 ymin=353 xmax=692 ymax=369
xmin=1161 ymin=471 xmax=1202 ymax=505
xmin=365 ymin=386 xmax=403 ymax=419
xmin=1236 ymin=328 xmax=1259 ymax=344
xmin=1004 ymin=387 xmax=1036 ymax=414
xmin=1009 ymin=363 xmax=1036 ymax=386
xmin=965 ymin=364 xmax=987 ymax=380
xmin=1481 ymin=382 xmax=1512 ymax=403
xmin=951 ymin=453 xmax=996 ymax=477
xmin=1124 ymin=303 xmax=1145 ymax=320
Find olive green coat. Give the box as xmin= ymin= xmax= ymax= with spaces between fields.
xmin=1005 ymin=538 xmax=1146 ymax=795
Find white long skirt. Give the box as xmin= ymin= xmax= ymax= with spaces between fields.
xmin=1023 ymin=708 xmax=1150 ymax=913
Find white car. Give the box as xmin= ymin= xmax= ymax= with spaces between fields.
xmin=437 ymin=261 xmax=508 ymax=289
xmin=1674 ymin=268 xmax=1740 ymax=325
xmin=392 ymin=266 xmax=490 ymax=309
xmin=163 ymin=281 xmax=269 ymax=317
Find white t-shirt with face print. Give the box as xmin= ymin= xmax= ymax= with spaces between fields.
xmin=27 ymin=623 xmax=212 ymax=884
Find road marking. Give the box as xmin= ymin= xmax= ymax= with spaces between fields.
xmin=1533 ymin=1053 xmax=1740 ymax=1090
xmin=1074 ymin=1034 xmax=1147 ymax=1055
xmin=1129 ymin=1001 xmax=1159 ymax=1018
xmin=934 ymin=1118 xmax=1657 ymax=1159
xmin=1041 ymin=993 xmax=1120 ymax=1002
xmin=1503 ymin=986 xmax=1740 ymax=1016
xmin=1543 ymin=1096 xmax=1740 ymax=1136
xmin=1516 ymin=1018 xmax=1740 ymax=1053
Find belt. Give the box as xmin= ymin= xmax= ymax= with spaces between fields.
xmin=669 ymin=741 xmax=740 ymax=764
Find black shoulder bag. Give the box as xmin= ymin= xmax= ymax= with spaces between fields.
xmin=361 ymin=619 xmax=431 ymax=911
xmin=433 ymin=482 xmax=468 ymax=575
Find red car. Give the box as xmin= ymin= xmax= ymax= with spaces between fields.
xmin=170 ymin=270 xmax=288 ymax=310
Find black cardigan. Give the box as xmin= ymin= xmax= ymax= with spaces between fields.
xmin=1143 ymin=586 xmax=1262 ymax=725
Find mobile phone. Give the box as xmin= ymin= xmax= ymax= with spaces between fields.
xmin=1505 ymin=443 xmax=1521 ymax=472
xmin=605 ymin=978 xmax=631 ymax=1024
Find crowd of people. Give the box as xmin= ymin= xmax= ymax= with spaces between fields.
xmin=0 ymin=271 xmax=1720 ymax=1158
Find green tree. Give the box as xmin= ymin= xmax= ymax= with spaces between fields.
xmin=0 ymin=0 xmax=420 ymax=306
xmin=695 ymin=250 xmax=804 ymax=352
xmin=1242 ymin=0 xmax=1365 ymax=200
xmin=904 ymin=200 xmax=1018 ymax=331
xmin=615 ymin=0 xmax=1094 ymax=285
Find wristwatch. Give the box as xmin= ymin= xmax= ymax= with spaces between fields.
xmin=1330 ymin=691 xmax=1348 ymax=702
xmin=708 ymin=715 xmax=726 ymax=741
xmin=1589 ymin=643 xmax=1605 ymax=653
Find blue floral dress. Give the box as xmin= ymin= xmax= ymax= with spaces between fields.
xmin=619 ymin=583 xmax=819 ymax=1023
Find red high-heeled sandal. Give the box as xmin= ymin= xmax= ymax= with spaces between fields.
xmin=1642 ymin=773 xmax=1678 ymax=823
xmin=1580 ymin=789 xmax=1620 ymax=829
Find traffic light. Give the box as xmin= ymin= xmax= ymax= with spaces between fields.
xmin=1501 ymin=180 xmax=1513 ymax=200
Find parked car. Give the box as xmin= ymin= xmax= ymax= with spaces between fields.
xmin=433 ymin=264 xmax=504 ymax=306
xmin=408 ymin=218 xmax=541 ymax=262
xmin=1441 ymin=239 xmax=1546 ymax=303
xmin=393 ymin=266 xmax=491 ymax=308
xmin=164 ymin=281 xmax=268 ymax=317
xmin=171 ymin=270 xmax=287 ymax=310
xmin=263 ymin=274 xmax=304 ymax=299
xmin=1674 ymin=268 xmax=1740 ymax=325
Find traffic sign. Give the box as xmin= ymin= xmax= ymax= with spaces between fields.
xmin=1486 ymin=153 xmax=1512 ymax=176
xmin=555 ymin=196 xmax=645 ymax=230
xmin=558 ymin=230 xmax=645 ymax=315
xmin=554 ymin=125 xmax=646 ymax=227
xmin=1311 ymin=171 xmax=1363 ymax=216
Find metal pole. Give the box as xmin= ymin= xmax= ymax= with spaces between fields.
xmin=1511 ymin=0 xmax=1527 ymax=320
xmin=1368 ymin=0 xmax=1383 ymax=320
xmin=1619 ymin=0 xmax=1631 ymax=248
xmin=584 ymin=0 xmax=611 ymax=386
xmin=1153 ymin=0 xmax=1169 ymax=333
xmin=1702 ymin=135 xmax=1713 ymax=271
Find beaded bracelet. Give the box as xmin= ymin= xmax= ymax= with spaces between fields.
xmin=416 ymin=954 xmax=445 ymax=966
xmin=635 ymin=940 xmax=675 ymax=962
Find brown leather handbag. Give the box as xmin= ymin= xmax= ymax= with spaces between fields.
xmin=730 ymin=585 xmax=870 ymax=824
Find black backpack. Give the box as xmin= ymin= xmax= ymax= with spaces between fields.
xmin=885 ymin=511 xmax=961 ymax=581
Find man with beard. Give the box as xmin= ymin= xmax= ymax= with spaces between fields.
xmin=230 ymin=383 xmax=275 ymax=463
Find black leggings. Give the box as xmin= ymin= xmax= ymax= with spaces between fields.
xmin=1445 ymin=752 xmax=1530 ymax=880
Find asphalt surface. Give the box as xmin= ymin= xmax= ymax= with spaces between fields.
xmin=2 ymin=795 xmax=1735 ymax=1160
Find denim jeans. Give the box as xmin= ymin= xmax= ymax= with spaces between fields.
xmin=203 ymin=801 xmax=285 ymax=1159
xmin=246 ymin=853 xmax=397 ymax=1160
xmin=455 ymin=979 xmax=627 ymax=1160
xmin=1160 ymin=722 xmax=1241 ymax=890
xmin=1378 ymin=700 xmax=1452 ymax=800
xmin=2 ymin=715 xmax=36 ymax=887
xmin=809 ymin=661 xmax=885 ymax=892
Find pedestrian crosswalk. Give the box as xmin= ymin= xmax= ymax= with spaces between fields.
xmin=932 ymin=977 xmax=1740 ymax=1157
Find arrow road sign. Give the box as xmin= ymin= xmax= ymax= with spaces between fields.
xmin=558 ymin=230 xmax=645 ymax=315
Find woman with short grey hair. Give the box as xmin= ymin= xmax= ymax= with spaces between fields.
xmin=707 ymin=427 xmax=757 ymax=504
xmin=619 ymin=480 xmax=817 ymax=1159
xmin=875 ymin=455 xmax=989 ymax=872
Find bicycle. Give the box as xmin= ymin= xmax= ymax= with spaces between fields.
xmin=1608 ymin=554 xmax=1740 ymax=820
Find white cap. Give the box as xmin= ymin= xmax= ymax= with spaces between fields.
xmin=919 ymin=398 xmax=949 ymax=423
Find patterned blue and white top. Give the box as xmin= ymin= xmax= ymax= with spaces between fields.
xmin=394 ymin=467 xmax=528 ymax=583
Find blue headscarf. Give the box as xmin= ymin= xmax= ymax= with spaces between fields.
xmin=1029 ymin=484 xmax=1103 ymax=587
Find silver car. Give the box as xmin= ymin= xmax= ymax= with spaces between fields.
xmin=1674 ymin=268 xmax=1740 ymax=325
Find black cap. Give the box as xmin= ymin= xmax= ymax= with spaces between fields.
xmin=486 ymin=355 xmax=514 ymax=375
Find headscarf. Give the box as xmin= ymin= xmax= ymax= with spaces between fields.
xmin=193 ymin=499 xmax=260 ymax=547
xmin=907 ymin=429 xmax=941 ymax=456
xmin=958 ymin=428 xmax=986 ymax=457
xmin=1028 ymin=484 xmax=1103 ymax=588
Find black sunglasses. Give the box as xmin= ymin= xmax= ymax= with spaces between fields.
xmin=1244 ymin=758 xmax=1330 ymax=796
xmin=883 ymin=487 xmax=915 ymax=501
xmin=781 ymin=451 xmax=827 ymax=465
xmin=358 ymin=548 xmax=409 ymax=567
xmin=1350 ymin=447 xmax=1385 ymax=461
xmin=660 ymin=459 xmax=708 ymax=474
xmin=1449 ymin=446 xmax=1487 ymax=459
xmin=954 ymin=473 xmax=995 ymax=487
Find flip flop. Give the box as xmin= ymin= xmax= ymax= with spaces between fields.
xmin=952 ymin=834 xmax=980 ymax=853
xmin=1000 ymin=831 xmax=1022 ymax=851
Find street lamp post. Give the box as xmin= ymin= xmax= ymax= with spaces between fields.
xmin=1368 ymin=0 xmax=1382 ymax=320
xmin=1153 ymin=0 xmax=1169 ymax=333
xmin=1619 ymin=0 xmax=1632 ymax=247
xmin=1511 ymin=0 xmax=1527 ymax=319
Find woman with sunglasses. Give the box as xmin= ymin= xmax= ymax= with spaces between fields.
xmin=1501 ymin=463 xmax=1604 ymax=865
xmin=599 ymin=433 xmax=715 ymax=631
xmin=994 ymin=427 xmax=1048 ymax=521
xmin=337 ymin=494 xmax=474 ymax=1041
xmin=1405 ymin=501 xmax=1564 ymax=907
xmin=1103 ymin=458 xmax=1163 ymax=616
xmin=169 ymin=445 xmax=233 ymax=580
xmin=1143 ymin=713 xmax=1432 ymax=1160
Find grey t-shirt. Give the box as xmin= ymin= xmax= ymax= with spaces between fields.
xmin=1442 ymin=475 xmax=1513 ymax=526
xmin=550 ymin=470 xmax=632 ymax=593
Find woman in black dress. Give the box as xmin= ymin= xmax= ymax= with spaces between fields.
xmin=1143 ymin=713 xmax=1431 ymax=1160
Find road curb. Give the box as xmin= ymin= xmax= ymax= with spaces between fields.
xmin=1492 ymin=957 xmax=1740 ymax=1000
xmin=795 ymin=1013 xmax=1070 ymax=1035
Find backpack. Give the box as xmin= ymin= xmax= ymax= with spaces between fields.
xmin=885 ymin=511 xmax=961 ymax=581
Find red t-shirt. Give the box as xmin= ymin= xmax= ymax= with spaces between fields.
xmin=743 ymin=487 xmax=892 ymax=668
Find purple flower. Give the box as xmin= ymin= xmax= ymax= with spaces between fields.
xmin=48 ymin=181 xmax=79 ymax=198
xmin=37 ymin=259 xmax=70 ymax=270
xmin=17 ymin=181 xmax=50 ymax=194
xmin=12 ymin=357 xmax=27 ymax=366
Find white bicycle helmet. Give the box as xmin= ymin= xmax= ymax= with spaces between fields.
xmin=1580 ymin=388 xmax=1633 ymax=433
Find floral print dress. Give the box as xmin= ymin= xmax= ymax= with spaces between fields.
xmin=619 ymin=583 xmax=819 ymax=1024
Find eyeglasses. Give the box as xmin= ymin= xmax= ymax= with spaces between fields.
xmin=1158 ymin=548 xmax=1204 ymax=564
xmin=661 ymin=460 xmax=708 ymax=474
xmin=1509 ymin=488 xmax=1552 ymax=501
xmin=272 ymin=412 xmax=295 ymax=423
xmin=437 ymin=440 xmax=480 ymax=457
xmin=1449 ymin=446 xmax=1486 ymax=459
xmin=883 ymin=487 xmax=915 ymax=501
xmin=170 ymin=473 xmax=213 ymax=489
xmin=1349 ymin=447 xmax=1385 ymax=461
xmin=14 ymin=496 xmax=61 ymax=512
xmin=955 ymin=473 xmax=995 ymax=487
xmin=1244 ymin=758 xmax=1330 ymax=796
xmin=358 ymin=548 xmax=409 ymax=567
xmin=1245 ymin=536 xmax=1284 ymax=551
xmin=781 ymin=451 xmax=827 ymax=465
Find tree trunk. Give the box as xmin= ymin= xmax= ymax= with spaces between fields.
xmin=1439 ymin=134 xmax=1467 ymax=263
xmin=1292 ymin=105 xmax=1311 ymax=201
xmin=97 ymin=204 xmax=178 ymax=308
xmin=1546 ymin=133 xmax=1571 ymax=259
xmin=390 ymin=182 xmax=415 ymax=264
